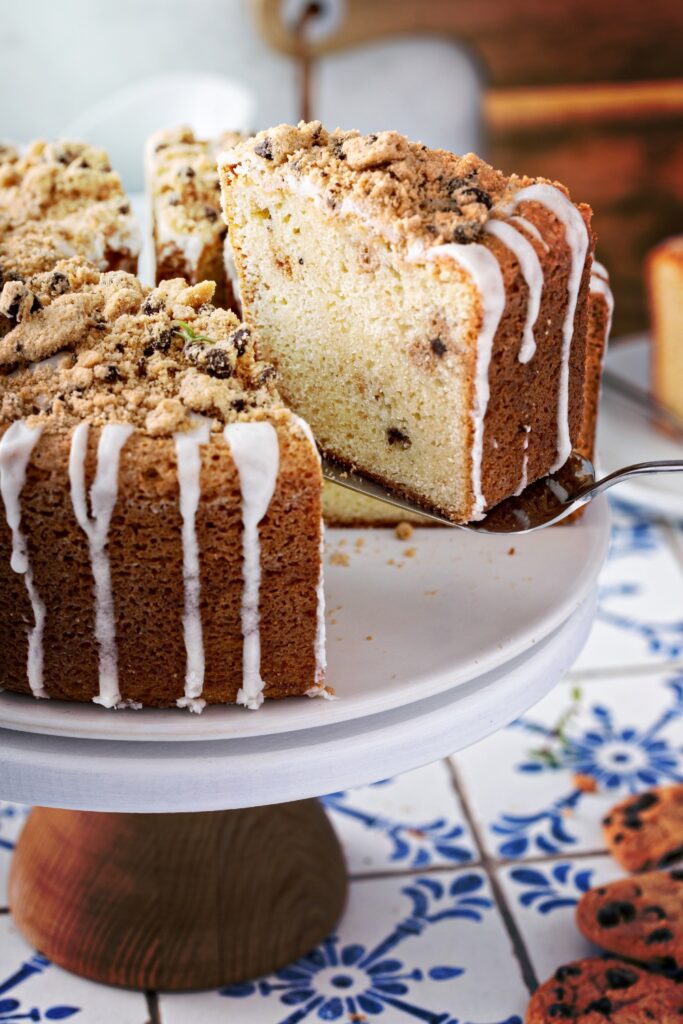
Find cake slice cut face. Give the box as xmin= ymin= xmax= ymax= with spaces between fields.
xmin=219 ymin=122 xmax=596 ymax=523
xmin=0 ymin=260 xmax=324 ymax=709
xmin=0 ymin=140 xmax=140 ymax=286
xmin=146 ymin=126 xmax=243 ymax=312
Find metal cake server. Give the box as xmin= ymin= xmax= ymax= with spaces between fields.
xmin=321 ymin=452 xmax=683 ymax=535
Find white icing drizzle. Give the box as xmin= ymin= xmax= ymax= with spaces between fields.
xmin=0 ymin=422 xmax=48 ymax=698
xmin=505 ymin=184 xmax=589 ymax=471
xmin=590 ymin=262 xmax=614 ymax=342
xmin=69 ymin=421 xmax=134 ymax=709
xmin=485 ymin=219 xmax=543 ymax=363
xmin=223 ymin=421 xmax=280 ymax=710
xmin=514 ymin=426 xmax=531 ymax=497
xmin=509 ymin=215 xmax=549 ymax=251
xmin=291 ymin=415 xmax=327 ymax=682
xmin=412 ymin=242 xmax=506 ymax=520
xmin=174 ymin=417 xmax=212 ymax=714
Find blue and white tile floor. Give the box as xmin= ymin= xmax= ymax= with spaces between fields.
xmin=2 ymin=498 xmax=683 ymax=1022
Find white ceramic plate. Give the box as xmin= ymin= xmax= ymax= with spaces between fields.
xmin=599 ymin=335 xmax=683 ymax=519
xmin=0 ymin=498 xmax=609 ymax=743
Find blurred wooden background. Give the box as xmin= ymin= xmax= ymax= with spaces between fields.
xmin=254 ymin=0 xmax=683 ymax=337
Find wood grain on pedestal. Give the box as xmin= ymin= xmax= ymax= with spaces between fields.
xmin=8 ymin=801 xmax=347 ymax=991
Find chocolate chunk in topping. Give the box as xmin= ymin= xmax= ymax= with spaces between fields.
xmin=642 ymin=906 xmax=668 ymax=921
xmin=585 ymin=996 xmax=612 ymax=1015
xmin=203 ymin=347 xmax=234 ymax=379
xmin=387 ymin=426 xmax=411 ymax=449
xmin=646 ymin=927 xmax=674 ymax=945
xmin=605 ymin=966 xmax=639 ymax=989
xmin=144 ymin=327 xmax=173 ymax=356
xmin=204 ymin=206 xmax=218 ymax=222
xmin=430 ymin=336 xmax=447 ymax=357
xmin=142 ymin=297 xmax=163 ymax=316
xmin=555 ymin=965 xmax=582 ymax=982
xmin=48 ymin=271 xmax=70 ymax=295
xmin=103 ymin=365 xmax=121 ymax=384
xmin=597 ymin=901 xmax=636 ymax=928
xmin=230 ymin=326 xmax=250 ymax=356
xmin=255 ymin=137 xmax=274 ymax=161
xmin=547 ymin=1004 xmax=572 ymax=1019
xmin=627 ymin=792 xmax=659 ymax=813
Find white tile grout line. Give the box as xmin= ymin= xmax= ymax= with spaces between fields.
xmin=445 ymin=757 xmax=540 ymax=995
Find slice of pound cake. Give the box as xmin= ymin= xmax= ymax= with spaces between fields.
xmin=0 ymin=140 xmax=140 ymax=286
xmin=219 ymin=122 xmax=597 ymax=523
xmin=146 ymin=126 xmax=242 ymax=312
xmin=0 ymin=259 xmax=324 ymax=710
xmin=648 ymin=236 xmax=683 ymax=422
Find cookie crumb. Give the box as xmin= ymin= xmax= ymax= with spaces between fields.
xmin=403 ymin=547 xmax=416 ymax=558
xmin=329 ymin=551 xmax=350 ymax=567
xmin=574 ymin=773 xmax=598 ymax=794
xmin=395 ymin=521 xmax=413 ymax=540
xmin=507 ymin=546 xmax=516 ymax=556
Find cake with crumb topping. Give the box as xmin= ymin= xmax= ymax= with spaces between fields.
xmin=146 ymin=126 xmax=242 ymax=312
xmin=647 ymin=236 xmax=683 ymax=422
xmin=0 ymin=140 xmax=139 ymax=291
xmin=219 ymin=121 xmax=598 ymax=524
xmin=0 ymin=259 xmax=324 ymax=710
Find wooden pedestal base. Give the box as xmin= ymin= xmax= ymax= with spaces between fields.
xmin=8 ymin=800 xmax=347 ymax=991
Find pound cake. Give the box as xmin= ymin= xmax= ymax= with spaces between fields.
xmin=647 ymin=236 xmax=683 ymax=422
xmin=219 ymin=121 xmax=597 ymax=523
xmin=146 ymin=126 xmax=242 ymax=312
xmin=0 ymin=140 xmax=139 ymax=289
xmin=0 ymin=259 xmax=324 ymax=710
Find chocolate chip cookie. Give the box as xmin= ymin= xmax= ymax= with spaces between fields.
xmin=602 ymin=786 xmax=683 ymax=872
xmin=576 ymin=870 xmax=683 ymax=974
xmin=527 ymin=956 xmax=683 ymax=1022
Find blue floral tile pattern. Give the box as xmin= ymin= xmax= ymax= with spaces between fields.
xmin=497 ymin=856 xmax=624 ymax=982
xmin=574 ymin=503 xmax=683 ymax=671
xmin=454 ymin=671 xmax=683 ymax=860
xmin=0 ymin=804 xmax=29 ymax=907
xmin=0 ymin=917 xmax=147 ymax=1023
xmin=159 ymin=870 xmax=528 ymax=1023
xmin=322 ymin=762 xmax=476 ymax=873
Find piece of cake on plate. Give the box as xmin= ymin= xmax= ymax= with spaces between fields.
xmin=0 ymin=259 xmax=324 ymax=710
xmin=219 ymin=121 xmax=600 ymax=524
xmin=0 ymin=140 xmax=139 ymax=287
xmin=647 ymin=236 xmax=683 ymax=421
xmin=145 ymin=126 xmax=242 ymax=312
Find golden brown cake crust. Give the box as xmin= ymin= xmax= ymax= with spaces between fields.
xmin=0 ymin=260 xmax=323 ymax=707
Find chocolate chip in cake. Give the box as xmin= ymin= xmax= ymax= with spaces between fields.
xmin=204 ymin=206 xmax=218 ymax=222
xmin=254 ymin=364 xmax=276 ymax=387
xmin=30 ymin=293 xmax=41 ymax=313
xmin=659 ymin=846 xmax=683 ymax=867
xmin=628 ymin=792 xmax=659 ymax=812
xmin=332 ymin=139 xmax=347 ymax=161
xmin=546 ymin=1004 xmax=572 ymax=1019
xmin=597 ymin=901 xmax=636 ymax=928
xmin=646 ymin=927 xmax=674 ymax=944
xmin=180 ymin=165 xmax=196 ymax=179
xmin=642 ymin=905 xmax=668 ymax=921
xmin=430 ymin=336 xmax=447 ymax=357
xmin=670 ymin=869 xmax=683 ymax=881
xmin=255 ymin=137 xmax=274 ymax=161
xmin=143 ymin=327 xmax=173 ymax=356
xmin=387 ymin=427 xmax=411 ymax=449
xmin=136 ymin=358 xmax=147 ymax=378
xmin=204 ymin=348 xmax=234 ymax=379
xmin=118 ymin=202 xmax=131 ymax=215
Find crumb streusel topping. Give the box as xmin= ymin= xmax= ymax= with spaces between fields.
xmin=147 ymin=126 xmax=243 ymax=243
xmin=0 ymin=258 xmax=280 ymax=436
xmin=0 ymin=140 xmax=139 ymax=282
xmin=220 ymin=121 xmax=534 ymax=250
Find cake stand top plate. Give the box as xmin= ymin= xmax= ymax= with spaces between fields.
xmin=0 ymin=498 xmax=610 ymax=742
xmin=0 ymin=594 xmax=595 ymax=812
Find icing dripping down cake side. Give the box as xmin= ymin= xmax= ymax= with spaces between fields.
xmin=219 ymin=121 xmax=598 ymax=524
xmin=0 ymin=259 xmax=324 ymax=709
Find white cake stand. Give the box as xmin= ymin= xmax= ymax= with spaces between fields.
xmin=0 ymin=499 xmax=610 ymax=992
